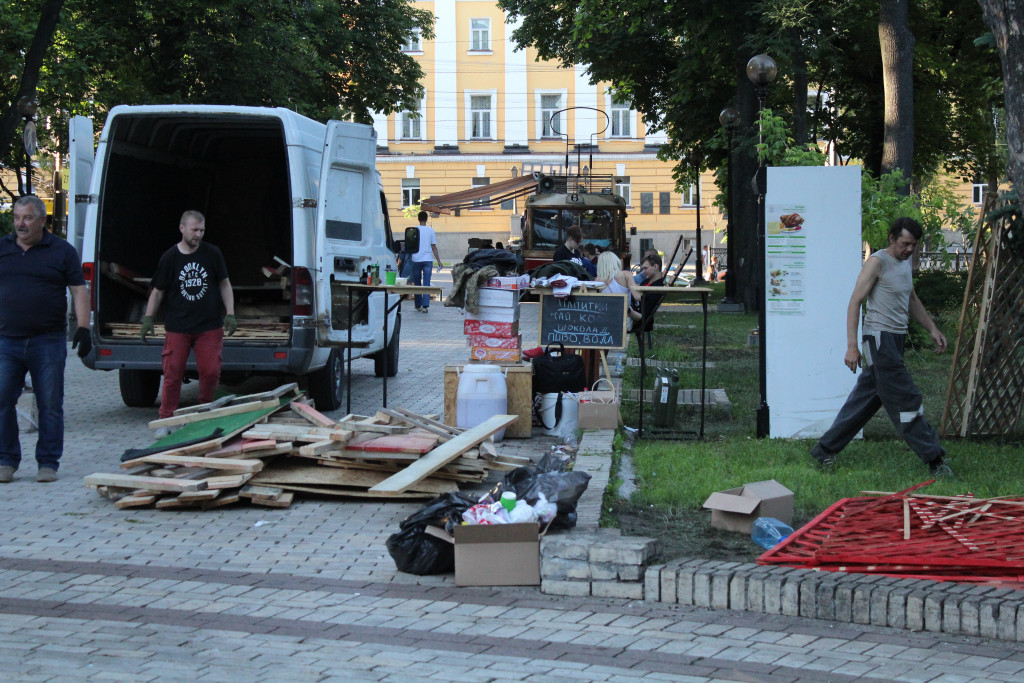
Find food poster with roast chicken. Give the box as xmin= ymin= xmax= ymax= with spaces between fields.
xmin=765 ymin=203 xmax=807 ymax=315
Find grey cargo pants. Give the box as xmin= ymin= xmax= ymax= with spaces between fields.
xmin=811 ymin=331 xmax=944 ymax=464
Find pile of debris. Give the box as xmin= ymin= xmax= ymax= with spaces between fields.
xmin=85 ymin=384 xmax=522 ymax=510
xmin=759 ymin=481 xmax=1024 ymax=584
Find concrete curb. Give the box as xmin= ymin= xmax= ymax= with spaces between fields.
xmin=541 ymin=429 xmax=1024 ymax=643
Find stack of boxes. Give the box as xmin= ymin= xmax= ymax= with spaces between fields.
xmin=465 ymin=275 xmax=529 ymax=362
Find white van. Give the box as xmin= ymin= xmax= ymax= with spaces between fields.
xmin=69 ymin=105 xmax=401 ymax=411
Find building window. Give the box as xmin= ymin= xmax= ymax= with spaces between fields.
xmin=500 ymin=196 xmax=515 ymax=211
xmin=470 ymin=95 xmax=491 ymax=139
xmin=471 ymin=177 xmax=490 ymax=208
xmin=614 ymin=176 xmax=631 ymax=206
xmin=659 ymin=192 xmax=671 ymax=214
xmin=470 ymin=18 xmax=490 ymax=51
xmin=680 ymin=183 xmax=697 ymax=207
xmin=399 ymin=98 xmax=424 ymax=140
xmin=973 ymin=183 xmax=985 ymax=205
xmin=610 ymin=98 xmax=632 ymax=137
xmin=538 ymin=92 xmax=564 ymax=138
xmin=401 ymin=28 xmax=422 ymax=52
xmin=402 ymin=179 xmax=421 ymax=208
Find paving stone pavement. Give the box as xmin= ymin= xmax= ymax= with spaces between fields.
xmin=2 ymin=274 xmax=1023 ymax=681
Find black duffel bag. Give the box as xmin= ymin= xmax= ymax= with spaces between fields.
xmin=532 ymin=342 xmax=587 ymax=394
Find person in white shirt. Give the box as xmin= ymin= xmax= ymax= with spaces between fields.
xmin=408 ymin=211 xmax=443 ymax=312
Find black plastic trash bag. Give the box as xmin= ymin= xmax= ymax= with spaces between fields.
xmin=386 ymin=491 xmax=477 ymax=575
xmin=488 ymin=454 xmax=591 ymax=530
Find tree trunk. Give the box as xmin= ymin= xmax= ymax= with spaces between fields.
xmin=790 ymin=28 xmax=808 ymax=146
xmin=878 ymin=0 xmax=914 ymax=193
xmin=0 ymin=0 xmax=64 ymax=177
xmin=733 ymin=50 xmax=761 ymax=311
xmin=978 ymin=0 xmax=1024 ymax=194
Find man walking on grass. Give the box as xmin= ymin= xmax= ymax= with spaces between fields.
xmin=810 ymin=217 xmax=953 ymax=478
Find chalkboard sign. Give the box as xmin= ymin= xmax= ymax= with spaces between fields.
xmin=539 ymin=293 xmax=628 ymax=350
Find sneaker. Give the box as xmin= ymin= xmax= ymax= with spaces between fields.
xmin=0 ymin=465 xmax=15 ymax=483
xmin=929 ymin=458 xmax=954 ymax=479
xmin=810 ymin=445 xmax=837 ymax=472
xmin=419 ymin=307 xmax=429 ymax=313
xmin=36 ymin=467 xmax=56 ymax=483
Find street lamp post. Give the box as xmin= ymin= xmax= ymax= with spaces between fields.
xmin=746 ymin=54 xmax=777 ymax=440
xmin=718 ymin=106 xmax=740 ymax=306
xmin=690 ymin=149 xmax=705 ymax=285
xmin=16 ymin=95 xmax=39 ymax=196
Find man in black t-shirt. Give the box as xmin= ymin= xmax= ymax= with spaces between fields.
xmin=141 ymin=210 xmax=236 ymax=423
xmin=552 ymin=226 xmax=596 ymax=277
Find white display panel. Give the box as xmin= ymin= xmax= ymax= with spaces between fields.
xmin=765 ymin=166 xmax=863 ymax=439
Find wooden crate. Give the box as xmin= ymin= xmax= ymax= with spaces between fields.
xmin=444 ymin=363 xmax=532 ymax=438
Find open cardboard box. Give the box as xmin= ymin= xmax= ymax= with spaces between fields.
xmin=426 ymin=522 xmax=542 ymax=586
xmin=701 ymin=479 xmax=794 ymax=534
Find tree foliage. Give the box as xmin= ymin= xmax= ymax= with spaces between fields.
xmin=1 ymin=0 xmax=433 ymax=198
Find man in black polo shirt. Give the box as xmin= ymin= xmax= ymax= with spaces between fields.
xmin=0 ymin=196 xmax=92 ymax=483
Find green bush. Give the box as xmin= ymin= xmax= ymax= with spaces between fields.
xmin=907 ymin=270 xmax=968 ymax=349
xmin=0 ymin=210 xmax=11 ymax=237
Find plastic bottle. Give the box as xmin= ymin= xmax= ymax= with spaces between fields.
xmin=751 ymin=517 xmax=794 ymax=550
xmin=500 ymin=491 xmax=517 ymax=513
xmin=613 ymin=352 xmax=624 ymax=377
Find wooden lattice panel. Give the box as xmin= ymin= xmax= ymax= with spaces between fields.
xmin=941 ymin=204 xmax=1024 ymax=437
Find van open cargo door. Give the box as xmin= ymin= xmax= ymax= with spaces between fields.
xmin=314 ymin=121 xmax=383 ymax=348
xmin=68 ymin=115 xmax=94 ymax=257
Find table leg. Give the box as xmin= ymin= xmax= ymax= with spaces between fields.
xmin=382 ymin=290 xmax=389 ymax=408
xmin=346 ymin=288 xmax=353 ymax=415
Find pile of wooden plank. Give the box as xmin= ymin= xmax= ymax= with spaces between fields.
xmin=85 ymin=385 xmax=524 ymax=511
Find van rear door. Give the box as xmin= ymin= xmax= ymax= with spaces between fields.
xmin=68 ymin=115 xmax=95 ymax=257
xmin=314 ymin=121 xmax=381 ymax=347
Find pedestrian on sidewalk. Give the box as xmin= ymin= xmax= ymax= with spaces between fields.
xmin=141 ymin=210 xmax=236 ymax=431
xmin=408 ymin=211 xmax=443 ymax=312
xmin=810 ymin=217 xmax=951 ymax=477
xmin=0 ymin=196 xmax=92 ymax=483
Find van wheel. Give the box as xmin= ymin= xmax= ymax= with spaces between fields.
xmin=374 ymin=313 xmax=400 ymax=378
xmin=309 ymin=349 xmax=344 ymax=411
xmin=119 ymin=369 xmax=161 ymax=407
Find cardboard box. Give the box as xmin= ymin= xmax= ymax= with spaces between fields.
xmin=477 ymin=287 xmax=520 ymax=308
xmin=453 ymin=523 xmax=540 ymax=586
xmin=470 ymin=346 xmax=521 ymax=362
xmin=702 ymin=480 xmax=794 ymax=533
xmin=463 ymin=320 xmax=519 ymax=337
xmin=466 ymin=334 xmax=522 ymax=349
xmin=484 ymin=275 xmax=530 ymax=290
xmin=465 ymin=303 xmax=520 ymax=323
xmin=578 ymin=381 xmax=620 ymax=430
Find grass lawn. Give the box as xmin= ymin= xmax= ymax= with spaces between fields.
xmin=614 ymin=279 xmax=1023 ymax=563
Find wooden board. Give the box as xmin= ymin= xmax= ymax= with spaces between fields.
xmin=146 ymin=400 xmax=288 ymax=449
xmin=149 ymin=399 xmax=280 ymax=429
xmin=345 ymin=434 xmax=439 ymax=454
xmin=85 ymin=473 xmax=208 ymax=493
xmin=273 ymin=484 xmax=440 ymax=500
xmin=120 ymin=455 xmax=264 ymax=473
xmin=250 ymin=463 xmax=456 ymax=494
xmin=368 ymin=414 xmax=517 ymax=493
xmin=290 ymin=401 xmax=337 ymax=428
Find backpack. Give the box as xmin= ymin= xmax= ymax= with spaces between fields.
xmin=404 ymin=226 xmax=420 ymax=254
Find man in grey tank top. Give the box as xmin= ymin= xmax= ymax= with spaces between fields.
xmin=810 ymin=217 xmax=952 ymax=477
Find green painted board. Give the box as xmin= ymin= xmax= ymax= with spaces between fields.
xmin=149 ymin=398 xmax=291 ymax=448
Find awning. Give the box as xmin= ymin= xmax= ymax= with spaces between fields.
xmin=420 ymin=175 xmax=537 ymax=214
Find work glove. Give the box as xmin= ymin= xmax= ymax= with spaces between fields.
xmin=72 ymin=327 xmax=92 ymax=359
xmin=224 ymin=314 xmax=237 ymax=336
xmin=140 ymin=316 xmax=155 ymax=343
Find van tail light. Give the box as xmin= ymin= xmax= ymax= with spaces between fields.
xmin=292 ymin=266 xmax=313 ymax=316
xmin=82 ymin=262 xmax=96 ymax=311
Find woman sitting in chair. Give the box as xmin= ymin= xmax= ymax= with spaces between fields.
xmin=596 ymin=251 xmax=643 ymax=331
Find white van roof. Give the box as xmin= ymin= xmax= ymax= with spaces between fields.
xmin=104 ymin=104 xmax=328 ymax=146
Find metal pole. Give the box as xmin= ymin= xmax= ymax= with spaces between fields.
xmin=692 ymin=169 xmax=704 ymax=284
xmin=755 ymin=87 xmax=770 ymax=439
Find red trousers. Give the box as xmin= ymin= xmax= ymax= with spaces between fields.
xmin=159 ymin=328 xmax=224 ymax=418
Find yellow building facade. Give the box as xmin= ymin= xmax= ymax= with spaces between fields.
xmin=372 ymin=0 xmax=720 ymax=261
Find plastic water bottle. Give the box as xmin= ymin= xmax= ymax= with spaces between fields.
xmin=613 ymin=352 xmax=624 ymax=377
xmin=751 ymin=517 xmax=794 ymax=550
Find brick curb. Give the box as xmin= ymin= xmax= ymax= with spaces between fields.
xmin=541 ymin=430 xmax=1024 ymax=643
